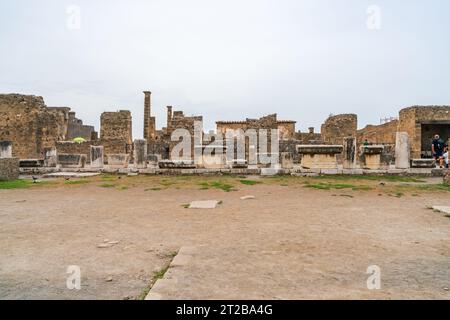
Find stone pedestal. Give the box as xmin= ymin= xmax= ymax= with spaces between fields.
xmin=343 ymin=137 xmax=357 ymax=169
xmin=58 ymin=154 xmax=87 ymax=168
xmin=107 ymin=154 xmax=130 ymax=168
xmin=0 ymin=141 xmax=12 ymax=159
xmin=90 ymin=146 xmax=104 ymax=168
xmin=361 ymin=145 xmax=384 ymax=170
xmin=411 ymin=159 xmax=435 ymax=168
xmin=296 ymin=145 xmax=343 ymax=170
xmin=44 ymin=147 xmax=58 ymax=167
xmin=280 ymin=152 xmax=294 ymax=169
xmin=0 ymin=158 xmax=19 ymax=180
xmin=133 ymin=139 xmax=147 ymax=169
xmin=395 ymin=132 xmax=410 ymax=169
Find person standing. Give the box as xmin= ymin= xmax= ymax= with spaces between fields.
xmin=432 ymin=134 xmax=445 ymax=168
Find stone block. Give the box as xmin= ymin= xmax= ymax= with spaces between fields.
xmin=280 ymin=152 xmax=294 ymax=169
xmin=395 ymin=132 xmax=410 ymax=169
xmin=43 ymin=147 xmax=58 ymax=167
xmin=411 ymin=159 xmax=435 ymax=168
xmin=90 ymin=146 xmax=104 ymax=168
xmin=0 ymin=158 xmax=19 ymax=180
xmin=133 ymin=139 xmax=147 ymax=169
xmin=0 ymin=141 xmax=12 ymax=159
xmin=107 ymin=154 xmax=130 ymax=168
xmin=58 ymin=154 xmax=87 ymax=168
xmin=343 ymin=137 xmax=357 ymax=169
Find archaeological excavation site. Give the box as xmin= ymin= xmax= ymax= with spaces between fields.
xmin=2 ymin=1 xmax=450 ymax=309
xmin=1 ymin=91 xmax=450 ymax=302
xmin=1 ymin=92 xmax=450 ymax=177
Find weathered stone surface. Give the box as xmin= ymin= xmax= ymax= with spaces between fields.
xmin=0 ymin=141 xmax=12 ymax=158
xmin=58 ymin=154 xmax=87 ymax=168
xmin=134 ymin=139 xmax=147 ymax=169
xmin=100 ymin=111 xmax=132 ymax=145
xmin=432 ymin=206 xmax=450 ymax=214
xmin=107 ymin=154 xmax=130 ymax=168
xmin=158 ymin=160 xmax=196 ymax=169
xmin=343 ymin=137 xmax=357 ymax=169
xmin=395 ymin=132 xmax=410 ymax=169
xmin=0 ymin=158 xmax=19 ymax=180
xmin=43 ymin=147 xmax=57 ymax=167
xmin=411 ymin=159 xmax=435 ymax=168
xmin=321 ymin=114 xmax=357 ymax=145
xmin=188 ymin=200 xmax=219 ymax=209
xmin=280 ymin=152 xmax=294 ymax=169
xmin=90 ymin=146 xmax=104 ymax=168
xmin=444 ymin=172 xmax=450 ymax=185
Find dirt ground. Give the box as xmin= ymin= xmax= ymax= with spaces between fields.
xmin=1 ymin=174 xmax=449 ymax=300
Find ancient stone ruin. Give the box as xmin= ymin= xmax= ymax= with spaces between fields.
xmin=1 ymin=92 xmax=449 ymax=176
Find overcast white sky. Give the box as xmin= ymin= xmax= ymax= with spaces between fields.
xmin=1 ymin=0 xmax=450 ymax=137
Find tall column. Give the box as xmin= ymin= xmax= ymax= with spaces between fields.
xmin=143 ymin=91 xmax=151 ymax=141
xmin=167 ymin=106 xmax=173 ymax=129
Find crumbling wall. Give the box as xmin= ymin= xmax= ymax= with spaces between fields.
xmin=100 ymin=111 xmax=132 ymax=145
xmin=0 ymin=94 xmax=69 ymax=159
xmin=357 ymin=120 xmax=398 ymax=145
xmin=321 ymin=114 xmax=357 ymax=145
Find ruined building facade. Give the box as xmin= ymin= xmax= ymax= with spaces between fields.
xmin=1 ymin=91 xmax=450 ymax=169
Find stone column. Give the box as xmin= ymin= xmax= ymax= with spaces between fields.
xmin=134 ymin=139 xmax=148 ymax=169
xmin=90 ymin=146 xmax=104 ymax=169
xmin=0 ymin=141 xmax=12 ymax=159
xmin=395 ymin=132 xmax=410 ymax=169
xmin=167 ymin=106 xmax=173 ymax=129
xmin=143 ymin=91 xmax=151 ymax=141
xmin=343 ymin=137 xmax=357 ymax=169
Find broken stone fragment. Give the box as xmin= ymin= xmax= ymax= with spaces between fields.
xmin=240 ymin=195 xmax=255 ymax=200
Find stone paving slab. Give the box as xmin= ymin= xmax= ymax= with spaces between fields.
xmin=432 ymin=206 xmax=450 ymax=214
xmin=43 ymin=172 xmax=101 ymax=178
xmin=189 ymin=200 xmax=220 ymax=209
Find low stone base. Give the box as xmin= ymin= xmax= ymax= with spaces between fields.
xmin=411 ymin=159 xmax=435 ymax=168
xmin=0 ymin=158 xmax=20 ymax=181
xmin=300 ymin=154 xmax=338 ymax=170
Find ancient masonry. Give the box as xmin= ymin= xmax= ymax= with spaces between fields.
xmin=0 ymin=92 xmax=449 ymax=175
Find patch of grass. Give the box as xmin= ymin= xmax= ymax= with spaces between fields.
xmin=239 ymin=179 xmax=262 ymax=186
xmin=199 ymin=181 xmax=235 ymax=192
xmin=145 ymin=187 xmax=162 ymax=191
xmin=218 ymin=200 xmax=223 ymax=205
xmin=311 ymin=175 xmax=425 ymax=183
xmin=394 ymin=192 xmax=404 ymax=198
xmin=416 ymin=184 xmax=450 ymax=192
xmin=304 ymin=181 xmax=372 ymax=191
xmin=117 ymin=185 xmax=128 ymax=190
xmin=0 ymin=179 xmax=32 ymax=189
xmin=181 ymin=204 xmax=190 ymax=209
xmin=64 ymin=180 xmax=90 ymax=185
xmin=101 ymin=174 xmax=117 ymax=181
xmin=99 ymin=183 xmax=116 ymax=188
